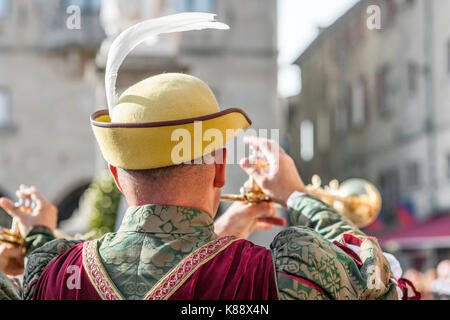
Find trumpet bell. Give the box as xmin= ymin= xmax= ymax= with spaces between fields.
xmin=332 ymin=179 xmax=382 ymax=228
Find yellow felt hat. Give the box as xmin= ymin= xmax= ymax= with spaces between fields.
xmin=91 ymin=73 xmax=251 ymax=169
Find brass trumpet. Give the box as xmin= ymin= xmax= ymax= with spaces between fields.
xmin=0 ymin=195 xmax=95 ymax=251
xmin=0 ymin=218 xmax=24 ymax=247
xmin=304 ymin=175 xmax=382 ymax=228
xmin=0 ymin=196 xmax=34 ymax=248
xmin=220 ymin=169 xmax=381 ymax=228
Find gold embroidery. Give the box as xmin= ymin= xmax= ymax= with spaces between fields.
xmin=82 ymin=240 xmax=125 ymax=300
xmin=83 ymin=236 xmax=238 ymax=300
xmin=144 ymin=236 xmax=238 ymax=300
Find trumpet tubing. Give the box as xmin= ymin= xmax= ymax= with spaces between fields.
xmin=220 ymin=174 xmax=382 ymax=228
xmin=302 ymin=176 xmax=381 ymax=228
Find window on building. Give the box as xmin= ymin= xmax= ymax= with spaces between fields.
xmin=405 ymin=161 xmax=420 ymax=188
xmin=317 ymin=112 xmax=330 ymax=152
xmin=407 ymin=63 xmax=418 ymax=97
xmin=351 ymin=76 xmax=369 ymax=128
xmin=334 ymin=102 xmax=348 ymax=133
xmin=174 ymin=0 xmax=216 ymax=13
xmin=379 ymin=168 xmax=400 ymax=224
xmin=376 ymin=65 xmax=392 ymax=114
xmin=346 ymin=86 xmax=353 ymax=129
xmin=300 ymin=120 xmax=314 ymax=162
xmin=0 ymin=0 xmax=10 ymax=19
xmin=0 ymin=88 xmax=11 ymax=128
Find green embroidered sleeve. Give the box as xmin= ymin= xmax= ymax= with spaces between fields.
xmin=271 ymin=195 xmax=398 ymax=300
xmin=24 ymin=226 xmax=56 ymax=257
xmin=0 ymin=226 xmax=58 ymax=300
xmin=288 ymin=195 xmax=364 ymax=241
xmin=22 ymin=238 xmax=82 ymax=300
xmin=0 ymin=272 xmax=21 ymax=300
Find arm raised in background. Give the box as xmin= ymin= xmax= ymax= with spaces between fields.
xmin=0 ymin=185 xmax=58 ymax=255
xmin=0 ymin=185 xmax=81 ymax=299
xmin=214 ymin=201 xmax=286 ymax=239
xmin=0 ymin=243 xmax=23 ymax=300
xmin=239 ymin=136 xmax=362 ymax=239
xmin=240 ymin=136 xmax=398 ymax=300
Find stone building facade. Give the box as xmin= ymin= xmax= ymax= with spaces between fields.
xmin=288 ymin=0 xmax=450 ymax=226
xmin=287 ymin=0 xmax=450 ymax=269
xmin=0 ymin=0 xmax=280 ymax=242
xmin=0 ymin=0 xmax=104 ymax=226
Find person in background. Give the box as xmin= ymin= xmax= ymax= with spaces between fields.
xmin=422 ymin=268 xmax=437 ymax=300
xmin=431 ymin=260 xmax=450 ymax=299
xmin=403 ymin=269 xmax=424 ymax=298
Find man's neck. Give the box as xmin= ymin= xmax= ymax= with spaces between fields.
xmin=125 ymin=192 xmax=215 ymax=217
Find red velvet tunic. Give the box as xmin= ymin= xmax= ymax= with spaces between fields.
xmin=32 ymin=237 xmax=278 ymax=300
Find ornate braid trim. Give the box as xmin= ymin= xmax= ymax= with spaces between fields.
xmin=144 ymin=235 xmax=238 ymax=300
xmin=82 ymin=240 xmax=125 ymax=300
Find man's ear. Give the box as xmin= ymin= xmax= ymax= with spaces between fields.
xmin=108 ymin=164 xmax=123 ymax=192
xmin=213 ymin=148 xmax=227 ymax=188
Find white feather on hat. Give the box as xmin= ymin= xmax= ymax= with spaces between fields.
xmin=105 ymin=12 xmax=230 ymax=114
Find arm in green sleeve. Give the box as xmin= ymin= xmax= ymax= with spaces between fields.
xmin=22 ymin=238 xmax=82 ymax=300
xmin=271 ymin=195 xmax=399 ymax=300
xmin=24 ymin=226 xmax=56 ymax=257
xmin=287 ymin=195 xmax=365 ymax=241
xmin=0 ymin=226 xmax=56 ymax=300
xmin=22 ymin=226 xmax=81 ymax=299
xmin=270 ymin=226 xmax=398 ymax=300
xmin=0 ymin=271 xmax=21 ymax=300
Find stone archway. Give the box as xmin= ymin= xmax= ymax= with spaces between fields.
xmin=55 ymin=181 xmax=92 ymax=224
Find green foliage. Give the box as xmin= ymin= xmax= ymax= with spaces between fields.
xmin=83 ymin=171 xmax=122 ymax=238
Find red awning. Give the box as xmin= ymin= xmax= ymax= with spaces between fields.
xmin=378 ymin=215 xmax=450 ymax=249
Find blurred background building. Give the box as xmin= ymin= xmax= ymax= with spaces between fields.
xmin=0 ymin=0 xmax=448 ymax=274
xmin=0 ymin=0 xmax=281 ymax=243
xmin=287 ymin=0 xmax=450 ymax=270
xmin=0 ymin=0 xmax=104 ymax=227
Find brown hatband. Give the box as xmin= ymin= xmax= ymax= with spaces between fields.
xmin=90 ymin=108 xmax=252 ymax=128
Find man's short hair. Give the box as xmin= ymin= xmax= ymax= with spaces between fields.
xmin=120 ymin=151 xmax=221 ymax=182
xmin=121 ymin=163 xmax=190 ymax=182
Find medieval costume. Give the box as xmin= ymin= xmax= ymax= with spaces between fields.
xmin=3 ymin=196 xmax=402 ymax=300
xmin=0 ymin=13 xmax=413 ymax=300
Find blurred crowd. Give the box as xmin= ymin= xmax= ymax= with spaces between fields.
xmin=403 ymin=260 xmax=450 ymax=300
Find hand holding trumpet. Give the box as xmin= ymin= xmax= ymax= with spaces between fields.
xmin=223 ymin=136 xmax=381 ymax=228
xmin=238 ymin=136 xmax=306 ymax=207
xmin=0 ymin=185 xmax=58 ymax=275
xmin=0 ymin=185 xmax=58 ymax=246
xmin=215 ymin=201 xmax=286 ymax=239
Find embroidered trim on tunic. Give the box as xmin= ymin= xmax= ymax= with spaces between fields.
xmin=82 ymin=240 xmax=125 ymax=300
xmin=145 ymin=235 xmax=238 ymax=300
xmin=82 ymin=236 xmax=237 ymax=300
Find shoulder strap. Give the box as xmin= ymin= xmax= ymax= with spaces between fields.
xmin=145 ymin=235 xmax=238 ymax=300
xmin=82 ymin=240 xmax=125 ymax=300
